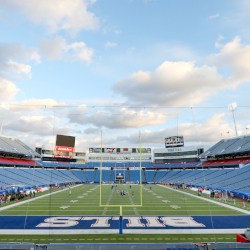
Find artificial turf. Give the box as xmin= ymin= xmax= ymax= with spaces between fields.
xmin=0 ymin=184 xmax=246 ymax=244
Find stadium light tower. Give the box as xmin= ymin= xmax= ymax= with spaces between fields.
xmin=228 ymin=102 xmax=238 ymax=137
xmin=0 ymin=102 xmax=9 ymax=135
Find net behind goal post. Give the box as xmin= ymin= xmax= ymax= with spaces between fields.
xmin=99 ymin=131 xmax=143 ymax=216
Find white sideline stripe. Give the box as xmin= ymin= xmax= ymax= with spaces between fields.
xmin=0 ymin=229 xmax=118 ymax=235
xmin=123 ymin=229 xmax=245 ymax=234
xmin=158 ymin=184 xmax=250 ymax=215
xmin=5 ymin=209 xmax=239 ymax=212
xmin=13 ymin=205 xmax=223 ymax=208
xmin=0 ymin=185 xmax=82 ymax=212
xmin=0 ymin=228 xmax=244 ymax=235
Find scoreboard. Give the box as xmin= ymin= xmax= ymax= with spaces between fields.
xmin=165 ymin=136 xmax=184 ymax=148
xmin=89 ymin=148 xmax=151 ymax=153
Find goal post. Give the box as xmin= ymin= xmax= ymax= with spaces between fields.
xmin=99 ymin=130 xmax=143 ymax=216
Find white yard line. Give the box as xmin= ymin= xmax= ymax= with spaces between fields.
xmin=102 ymin=188 xmax=113 ymax=215
xmin=125 ymin=185 xmax=139 ymax=215
xmin=158 ymin=184 xmax=250 ymax=215
xmin=0 ymin=184 xmax=82 ymax=212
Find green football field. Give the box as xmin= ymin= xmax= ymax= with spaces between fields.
xmin=0 ymin=184 xmax=249 ymax=244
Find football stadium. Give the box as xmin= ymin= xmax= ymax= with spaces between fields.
xmin=1 ymin=133 xmax=250 ymax=249
xmin=2 ymin=1 xmax=250 ymax=249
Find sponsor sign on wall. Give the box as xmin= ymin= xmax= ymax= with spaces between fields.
xmin=54 ymin=146 xmax=75 ymax=152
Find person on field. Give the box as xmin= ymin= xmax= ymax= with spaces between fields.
xmin=69 ymin=186 xmax=71 ymax=196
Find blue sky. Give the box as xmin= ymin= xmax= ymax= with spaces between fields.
xmin=1 ymin=0 xmax=250 ymax=151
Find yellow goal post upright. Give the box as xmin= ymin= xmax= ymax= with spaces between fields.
xmin=99 ymin=130 xmax=143 ymax=234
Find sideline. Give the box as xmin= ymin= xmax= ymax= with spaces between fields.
xmin=158 ymin=184 xmax=250 ymax=215
xmin=0 ymin=184 xmax=82 ymax=212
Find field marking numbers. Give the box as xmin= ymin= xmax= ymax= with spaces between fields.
xmin=87 ymin=191 xmax=92 ymax=193
xmin=162 ymin=200 xmax=170 ymax=203
xmin=152 ymin=193 xmax=157 ymax=195
xmin=77 ymin=196 xmax=84 ymax=198
xmin=170 ymin=205 xmax=181 ymax=209
xmin=83 ymin=193 xmax=88 ymax=195
xmin=70 ymin=200 xmax=78 ymax=203
xmin=156 ymin=196 xmax=163 ymax=198
xmin=60 ymin=205 xmax=70 ymax=209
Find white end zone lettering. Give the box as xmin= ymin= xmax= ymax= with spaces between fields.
xmin=123 ymin=216 xmax=145 ymax=227
xmin=160 ymin=217 xmax=205 ymax=227
xmin=36 ymin=217 xmax=81 ymax=228
xmin=143 ymin=217 xmax=165 ymax=227
xmin=81 ymin=217 xmax=111 ymax=227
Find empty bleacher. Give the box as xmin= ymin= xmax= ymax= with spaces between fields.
xmin=201 ymin=135 xmax=250 ymax=157
xmin=0 ymin=136 xmax=40 ymax=157
xmin=0 ymin=167 xmax=81 ymax=188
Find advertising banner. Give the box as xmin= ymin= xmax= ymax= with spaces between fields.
xmin=54 ymin=146 xmax=75 ymax=152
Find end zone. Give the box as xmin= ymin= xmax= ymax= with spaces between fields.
xmin=0 ymin=215 xmax=249 ymax=234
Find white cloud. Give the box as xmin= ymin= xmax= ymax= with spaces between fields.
xmin=114 ymin=30 xmax=122 ymax=35
xmin=208 ymin=36 xmax=250 ymax=83
xmin=0 ymin=42 xmax=40 ymax=101
xmin=105 ymin=42 xmax=117 ymax=49
xmin=39 ymin=37 xmax=94 ymax=63
xmin=0 ymin=42 xmax=40 ymax=68
xmin=113 ymin=37 xmax=250 ymax=107
xmin=112 ymin=61 xmax=232 ymax=106
xmin=1 ymin=0 xmax=99 ymax=35
xmin=0 ymin=78 xmax=19 ymax=101
xmin=215 ymin=35 xmax=224 ymax=48
xmin=68 ymin=107 xmax=167 ymax=129
xmin=7 ymin=60 xmax=31 ymax=74
xmin=126 ymin=113 xmax=234 ymax=145
xmin=209 ymin=13 xmax=220 ymax=19
xmin=4 ymin=115 xmax=73 ymax=136
xmin=10 ymin=99 xmax=66 ymax=111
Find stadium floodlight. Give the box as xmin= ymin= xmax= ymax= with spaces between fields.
xmin=228 ymin=102 xmax=238 ymax=137
xmin=0 ymin=102 xmax=10 ymax=135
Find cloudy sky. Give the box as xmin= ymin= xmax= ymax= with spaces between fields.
xmin=1 ymin=0 xmax=250 ymax=152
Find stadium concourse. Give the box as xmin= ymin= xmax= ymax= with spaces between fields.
xmin=1 ymin=135 xmax=250 ymax=249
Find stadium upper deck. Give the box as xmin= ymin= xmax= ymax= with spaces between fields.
xmin=0 ymin=135 xmax=40 ymax=158
xmin=200 ymin=134 xmax=250 ymax=158
xmin=2 ymin=135 xmax=250 ymax=169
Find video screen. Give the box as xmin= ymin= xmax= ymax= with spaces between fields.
xmin=56 ymin=135 xmax=75 ymax=147
xmin=165 ymin=136 xmax=184 ymax=148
